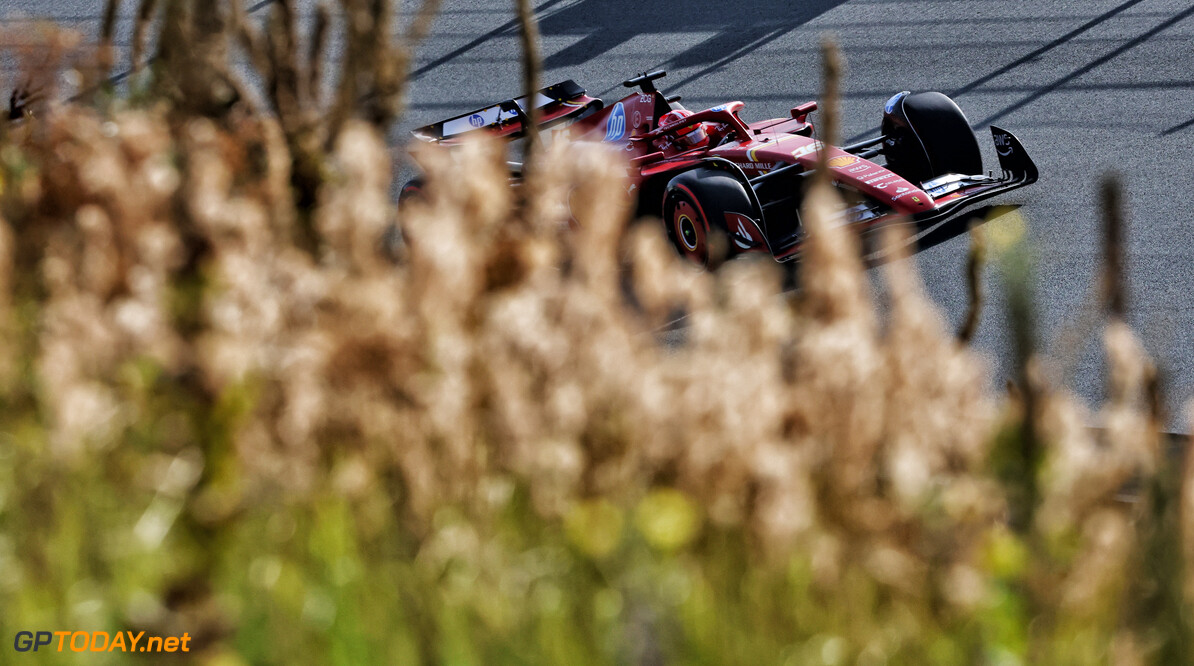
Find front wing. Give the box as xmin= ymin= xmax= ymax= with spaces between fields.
xmin=766 ymin=126 xmax=1039 ymax=261
xmin=910 ymin=126 xmax=1039 ymax=227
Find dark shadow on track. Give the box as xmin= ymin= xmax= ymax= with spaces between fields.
xmin=62 ymin=0 xmax=278 ymax=100
xmin=409 ymin=0 xmax=572 ymax=80
xmin=861 ymin=204 xmax=1019 ymax=269
xmin=538 ymin=0 xmax=847 ymax=72
xmin=411 ymin=0 xmax=846 ymax=81
xmin=918 ymin=205 xmax=1020 ymax=254
xmin=971 ymin=4 xmax=1194 ymax=128
xmin=771 ymin=205 xmax=1018 ymax=293
xmin=1162 ymin=117 xmax=1194 ymax=136
xmin=947 ymin=0 xmax=1150 ymax=99
xmin=845 ymin=0 xmax=1191 ymax=143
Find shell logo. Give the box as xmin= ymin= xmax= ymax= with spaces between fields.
xmin=827 ymin=155 xmax=859 ymax=169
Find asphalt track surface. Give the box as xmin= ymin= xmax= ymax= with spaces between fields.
xmin=5 ymin=0 xmax=1194 ymax=427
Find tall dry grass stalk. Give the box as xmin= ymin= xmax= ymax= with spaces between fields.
xmin=1 ymin=14 xmax=1192 ymax=665
xmin=516 ymin=0 xmax=543 ymax=167
xmin=958 ymin=225 xmax=986 ymax=343
xmin=1102 ymin=173 xmax=1127 ymax=320
xmin=1 ymin=23 xmax=83 ymax=120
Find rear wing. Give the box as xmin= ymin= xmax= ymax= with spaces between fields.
xmin=411 ymin=80 xmax=600 ymax=143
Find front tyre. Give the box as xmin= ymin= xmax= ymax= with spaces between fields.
xmin=662 ymin=169 xmax=755 ymax=270
xmin=881 ymin=91 xmax=982 ymax=183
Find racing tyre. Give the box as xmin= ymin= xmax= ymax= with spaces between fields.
xmin=662 ymin=169 xmax=752 ymax=269
xmin=388 ymin=178 xmax=426 ymax=262
xmin=399 ymin=178 xmax=425 ymax=206
xmin=881 ymin=91 xmax=982 ymax=184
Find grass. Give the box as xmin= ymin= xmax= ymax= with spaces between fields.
xmin=0 ymin=2 xmax=1191 ymax=664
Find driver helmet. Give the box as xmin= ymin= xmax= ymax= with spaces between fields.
xmin=658 ymin=109 xmax=709 ymax=149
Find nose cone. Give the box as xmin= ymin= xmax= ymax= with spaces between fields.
xmin=893 ymin=192 xmax=933 ymax=212
xmin=828 ymin=155 xmax=934 ymax=213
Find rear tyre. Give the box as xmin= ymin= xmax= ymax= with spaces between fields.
xmin=669 ymin=195 xmax=715 ymax=267
xmin=662 ymin=169 xmax=753 ymax=270
xmin=399 ymin=178 xmax=425 ymax=206
xmin=388 ymin=178 xmax=426 ymax=262
xmin=881 ymin=91 xmax=982 ymax=184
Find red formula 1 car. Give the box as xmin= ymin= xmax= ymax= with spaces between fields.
xmin=408 ymin=70 xmax=1038 ymax=267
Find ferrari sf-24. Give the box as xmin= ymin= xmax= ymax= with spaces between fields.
xmin=407 ymin=70 xmax=1038 ymax=267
